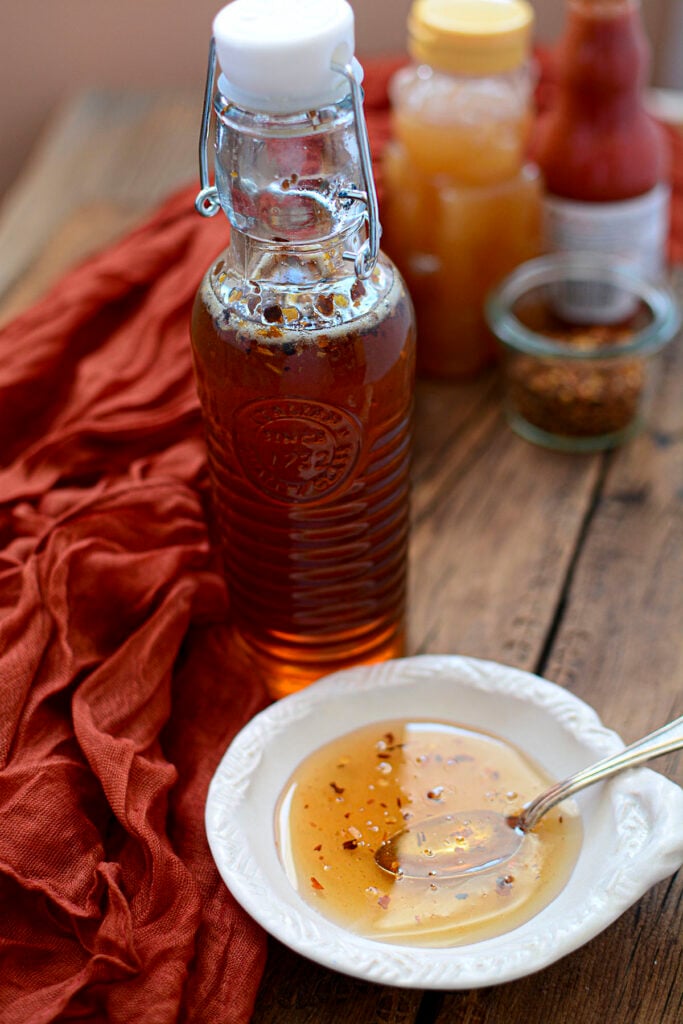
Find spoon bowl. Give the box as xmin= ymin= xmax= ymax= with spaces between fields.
xmin=375 ymin=713 xmax=683 ymax=881
xmin=374 ymin=809 xmax=523 ymax=879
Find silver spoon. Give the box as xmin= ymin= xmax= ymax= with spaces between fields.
xmin=374 ymin=714 xmax=683 ymax=880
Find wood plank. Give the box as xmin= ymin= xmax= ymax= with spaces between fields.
xmin=0 ymin=202 xmax=142 ymax=323
xmin=252 ymin=940 xmax=425 ymax=1023
xmin=0 ymin=89 xmax=198 ymax=308
xmin=544 ymin=275 xmax=683 ymax=735
xmin=409 ymin=377 xmax=602 ymax=671
xmin=435 ymin=271 xmax=683 ymax=1024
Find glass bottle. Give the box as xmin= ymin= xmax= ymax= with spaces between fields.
xmin=381 ymin=0 xmax=541 ymax=379
xmin=533 ymin=0 xmax=671 ymax=321
xmin=191 ymin=0 xmax=416 ymax=700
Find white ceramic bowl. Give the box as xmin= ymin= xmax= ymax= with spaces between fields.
xmin=205 ymin=655 xmax=683 ymax=989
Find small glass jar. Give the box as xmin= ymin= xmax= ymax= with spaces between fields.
xmin=486 ymin=253 xmax=680 ymax=452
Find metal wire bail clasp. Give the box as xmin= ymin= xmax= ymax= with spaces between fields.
xmin=195 ymin=38 xmax=221 ymax=217
xmin=331 ymin=60 xmax=381 ymax=280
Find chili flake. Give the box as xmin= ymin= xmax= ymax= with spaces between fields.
xmin=315 ymin=294 xmax=334 ymax=317
xmin=262 ymin=303 xmax=284 ymax=324
xmin=350 ymin=279 xmax=366 ymax=303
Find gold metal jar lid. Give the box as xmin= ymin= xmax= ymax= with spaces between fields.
xmin=408 ymin=0 xmax=535 ymax=75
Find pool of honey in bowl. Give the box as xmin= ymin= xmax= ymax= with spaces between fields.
xmin=275 ymin=719 xmax=582 ymax=947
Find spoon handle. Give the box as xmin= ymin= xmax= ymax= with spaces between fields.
xmin=520 ymin=714 xmax=683 ymax=831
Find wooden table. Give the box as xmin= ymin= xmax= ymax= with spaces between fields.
xmin=2 ymin=90 xmax=681 ymax=1024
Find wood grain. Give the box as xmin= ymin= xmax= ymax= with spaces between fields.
xmin=252 ymin=940 xmax=424 ymax=1023
xmin=409 ymin=376 xmax=602 ymax=669
xmin=1 ymin=90 xmax=681 ymax=1024
xmin=0 ymin=89 xmax=197 ymax=310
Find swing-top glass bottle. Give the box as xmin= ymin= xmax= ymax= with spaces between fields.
xmin=191 ymin=0 xmax=416 ymax=699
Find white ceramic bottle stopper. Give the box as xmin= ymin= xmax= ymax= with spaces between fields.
xmin=212 ymin=0 xmax=363 ymax=114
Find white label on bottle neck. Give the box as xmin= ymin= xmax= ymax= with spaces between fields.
xmin=542 ymin=184 xmax=670 ymax=322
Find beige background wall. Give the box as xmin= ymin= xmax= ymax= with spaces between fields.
xmin=1 ymin=0 xmax=680 ymax=202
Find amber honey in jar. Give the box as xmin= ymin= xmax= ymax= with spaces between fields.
xmin=381 ymin=0 xmax=541 ymax=379
xmin=191 ymin=0 xmax=416 ymax=698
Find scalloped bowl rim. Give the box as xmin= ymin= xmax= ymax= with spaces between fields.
xmin=205 ymin=655 xmax=683 ymax=989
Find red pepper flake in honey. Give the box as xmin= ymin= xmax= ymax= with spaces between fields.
xmin=342 ymin=839 xmax=358 ymax=850
xmin=330 ymin=781 xmax=344 ymax=794
xmin=263 ymin=304 xmax=283 ymax=324
xmin=315 ymin=294 xmax=334 ymax=317
xmin=350 ymin=279 xmax=366 ymax=303
xmin=310 ymin=877 xmax=324 ymax=891
xmin=377 ymin=894 xmax=391 ymax=910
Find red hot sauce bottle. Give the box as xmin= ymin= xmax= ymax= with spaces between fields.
xmin=190 ymin=0 xmax=416 ymax=699
xmin=534 ymin=0 xmax=671 ymax=319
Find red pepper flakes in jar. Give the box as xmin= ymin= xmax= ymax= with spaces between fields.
xmin=486 ymin=253 xmax=681 ymax=452
xmin=506 ymin=325 xmax=644 ymax=439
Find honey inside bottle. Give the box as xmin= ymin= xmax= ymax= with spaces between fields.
xmin=192 ymin=246 xmax=414 ymax=698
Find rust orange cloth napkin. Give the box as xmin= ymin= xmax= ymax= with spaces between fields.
xmin=0 ymin=55 xmax=403 ymax=1024
xmin=0 ymin=186 xmax=270 ymax=1024
xmin=0 ymin=56 xmax=681 ymax=1024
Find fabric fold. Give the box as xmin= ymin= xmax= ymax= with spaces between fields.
xmin=0 ymin=56 xmax=680 ymax=1024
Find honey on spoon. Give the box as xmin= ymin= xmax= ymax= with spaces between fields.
xmin=374 ymin=715 xmax=683 ymax=881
